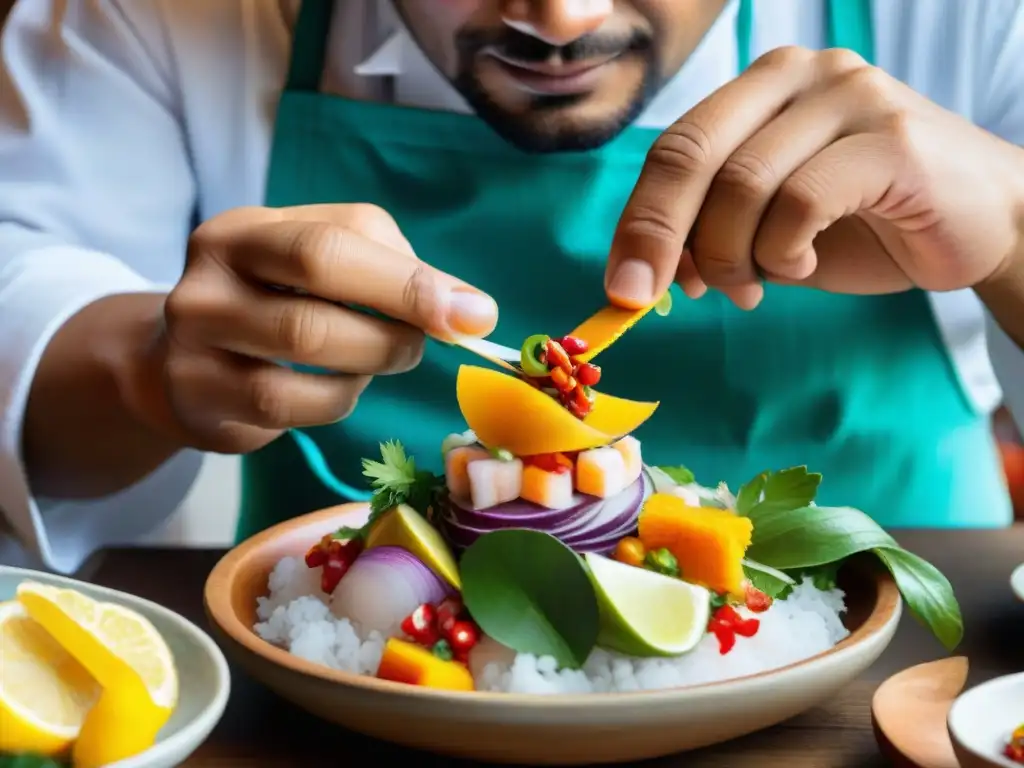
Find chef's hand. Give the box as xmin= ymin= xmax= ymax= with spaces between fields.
xmin=605 ymin=46 xmax=1024 ymax=311
xmin=155 ymin=204 xmax=497 ymax=453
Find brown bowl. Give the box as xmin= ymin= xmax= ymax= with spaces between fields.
xmin=205 ymin=503 xmax=901 ymax=765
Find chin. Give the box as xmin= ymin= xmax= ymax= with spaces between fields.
xmin=456 ymin=72 xmax=654 ymax=154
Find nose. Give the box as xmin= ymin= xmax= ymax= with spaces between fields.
xmin=499 ymin=0 xmax=614 ymax=46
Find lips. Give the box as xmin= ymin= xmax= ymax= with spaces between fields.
xmin=485 ymin=52 xmax=621 ymax=96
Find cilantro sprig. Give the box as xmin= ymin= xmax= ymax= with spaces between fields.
xmin=335 ymin=440 xmax=445 ymax=540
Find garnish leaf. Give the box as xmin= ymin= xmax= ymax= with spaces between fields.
xmin=736 ymin=466 xmax=821 ymax=517
xmin=460 ymin=529 xmax=599 ymax=670
xmin=746 ymin=505 xmax=963 ymax=651
xmin=742 ymin=566 xmax=790 ymax=599
xmin=342 ymin=441 xmax=445 ymax=540
xmin=655 ymin=465 xmax=695 ymax=485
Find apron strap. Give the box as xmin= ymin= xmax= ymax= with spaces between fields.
xmin=286 ymin=0 xmax=336 ymax=92
xmin=735 ymin=0 xmax=875 ymax=70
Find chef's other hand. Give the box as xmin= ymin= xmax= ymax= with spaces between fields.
xmin=157 ymin=204 xmax=497 ymax=453
xmin=606 ymin=46 xmax=1024 ymax=310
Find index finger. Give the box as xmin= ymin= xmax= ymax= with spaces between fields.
xmin=225 ymin=218 xmax=497 ymax=342
xmin=605 ymin=47 xmax=817 ymax=308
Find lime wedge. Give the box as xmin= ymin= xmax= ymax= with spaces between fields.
xmin=365 ymin=504 xmax=461 ymax=589
xmin=584 ymin=553 xmax=711 ymax=657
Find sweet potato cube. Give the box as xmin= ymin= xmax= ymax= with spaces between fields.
xmin=638 ymin=493 xmax=753 ymax=596
xmin=376 ymin=638 xmax=474 ymax=691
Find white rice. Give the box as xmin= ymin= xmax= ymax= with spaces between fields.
xmin=254 ymin=556 xmax=850 ymax=694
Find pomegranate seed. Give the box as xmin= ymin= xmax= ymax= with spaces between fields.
xmin=436 ymin=597 xmax=463 ymax=637
xmin=558 ymin=335 xmax=589 ymax=356
xmin=576 ymin=362 xmax=601 ymax=386
xmin=743 ymin=582 xmax=773 ymax=613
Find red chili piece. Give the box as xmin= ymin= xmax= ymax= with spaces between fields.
xmin=708 ymin=604 xmax=761 ymax=654
xmin=545 ymin=339 xmax=574 ymax=374
xmin=557 ymin=335 xmax=590 ymax=356
xmin=743 ymin=582 xmax=773 ymax=613
xmin=524 ymin=453 xmax=573 ymax=474
xmin=575 ymin=362 xmax=601 ymax=387
xmin=308 ymin=536 xmax=363 ymax=594
xmin=447 ymin=620 xmax=480 ymax=662
xmin=400 ymin=603 xmax=440 ymax=646
xmin=435 ymin=596 xmax=463 ymax=637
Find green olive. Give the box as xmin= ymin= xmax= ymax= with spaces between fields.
xmin=519 ymin=334 xmax=551 ymax=376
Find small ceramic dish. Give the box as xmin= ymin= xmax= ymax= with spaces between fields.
xmin=0 ymin=565 xmax=231 ymax=768
xmin=1011 ymin=564 xmax=1023 ymax=602
xmin=205 ymin=503 xmax=903 ymax=765
xmin=948 ymin=672 xmax=1024 ymax=768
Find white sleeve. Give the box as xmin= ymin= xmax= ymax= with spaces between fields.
xmin=0 ymin=0 xmax=204 ymax=573
xmin=975 ymin=0 xmax=1024 ymax=436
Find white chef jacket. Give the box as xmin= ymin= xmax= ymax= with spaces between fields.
xmin=1 ymin=0 xmax=1023 ymax=574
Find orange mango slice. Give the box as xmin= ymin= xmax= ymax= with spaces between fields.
xmin=570 ymin=297 xmax=665 ymax=363
xmin=456 ymin=365 xmax=658 ymax=456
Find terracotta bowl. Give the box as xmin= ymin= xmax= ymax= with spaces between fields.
xmin=205 ymin=503 xmax=902 ymax=765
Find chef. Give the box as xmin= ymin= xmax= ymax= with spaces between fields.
xmin=2 ymin=0 xmax=1024 ymax=573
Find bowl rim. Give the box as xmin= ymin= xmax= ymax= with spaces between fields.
xmin=1011 ymin=564 xmax=1024 ymax=602
xmin=947 ymin=671 xmax=1024 ymax=768
xmin=0 ymin=564 xmax=231 ymax=766
xmin=205 ymin=502 xmax=902 ymax=708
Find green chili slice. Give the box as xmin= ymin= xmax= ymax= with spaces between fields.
xmin=520 ymin=334 xmax=551 ymax=376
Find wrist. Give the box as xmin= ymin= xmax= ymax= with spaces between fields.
xmin=974 ymin=152 xmax=1024 ymax=349
xmin=23 ymin=292 xmax=183 ymax=498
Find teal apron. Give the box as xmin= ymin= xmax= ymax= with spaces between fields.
xmin=239 ymin=0 xmax=1011 ymax=538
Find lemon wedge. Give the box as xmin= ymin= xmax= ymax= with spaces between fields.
xmin=15 ymin=581 xmax=178 ymax=768
xmin=584 ymin=553 xmax=711 ymax=657
xmin=0 ymin=600 xmax=99 ymax=755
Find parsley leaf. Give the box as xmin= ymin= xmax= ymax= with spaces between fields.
xmin=338 ymin=440 xmax=445 ymax=540
xmin=655 ymin=465 xmax=695 ymax=485
xmin=736 ymin=466 xmax=821 ymax=517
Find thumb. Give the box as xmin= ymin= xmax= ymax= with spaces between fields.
xmin=605 ymin=212 xmax=683 ymax=311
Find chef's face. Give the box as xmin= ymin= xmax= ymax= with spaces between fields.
xmin=392 ymin=1 xmax=728 ymax=152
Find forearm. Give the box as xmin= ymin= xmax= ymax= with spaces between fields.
xmin=22 ymin=292 xmax=187 ymax=499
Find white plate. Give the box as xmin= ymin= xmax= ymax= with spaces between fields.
xmin=0 ymin=565 xmax=230 ymax=768
xmin=948 ymin=672 xmax=1024 ymax=768
xmin=1011 ymin=564 xmax=1024 ymax=602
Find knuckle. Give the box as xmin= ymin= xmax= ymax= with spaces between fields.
xmin=693 ymin=248 xmax=748 ymax=282
xmin=779 ymin=174 xmax=827 ymax=220
xmin=282 ymin=221 xmax=348 ymax=285
xmin=383 ymin=332 xmax=426 ymax=373
xmin=717 ymin=152 xmax=778 ymax=201
xmin=246 ymin=369 xmax=292 ymax=427
xmin=755 ymin=45 xmax=813 ymax=71
xmin=402 ymin=265 xmax=445 ymax=329
xmin=618 ymin=204 xmax=682 ymax=249
xmin=648 ymin=121 xmax=714 ymax=176
xmin=345 ymin=203 xmax=399 ymax=238
xmin=841 ymin=65 xmax=895 ymax=106
xmin=276 ymin=301 xmax=332 ymax=359
xmin=817 ymin=47 xmax=867 ymax=77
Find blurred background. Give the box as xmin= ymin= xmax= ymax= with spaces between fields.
xmin=0 ymin=1 xmax=1020 ymax=546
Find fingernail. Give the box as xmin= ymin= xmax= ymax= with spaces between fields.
xmin=448 ymin=289 xmax=498 ymax=336
xmin=608 ymin=259 xmax=655 ymax=305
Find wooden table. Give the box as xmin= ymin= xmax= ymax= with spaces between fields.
xmin=89 ymin=528 xmax=1024 ymax=767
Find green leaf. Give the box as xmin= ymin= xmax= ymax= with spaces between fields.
xmin=742 ymin=564 xmax=791 ymax=599
xmin=746 ymin=505 xmax=963 ymax=651
xmin=735 ymin=472 xmax=766 ymax=516
xmin=0 ymin=756 xmax=68 ymax=768
xmin=460 ymin=529 xmax=600 ymax=669
xmin=737 ymin=467 xmax=821 ymax=517
xmin=655 ymin=465 xmax=695 ymax=485
xmin=362 ymin=439 xmax=416 ymax=490
xmin=875 ymin=548 xmax=963 ymax=652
